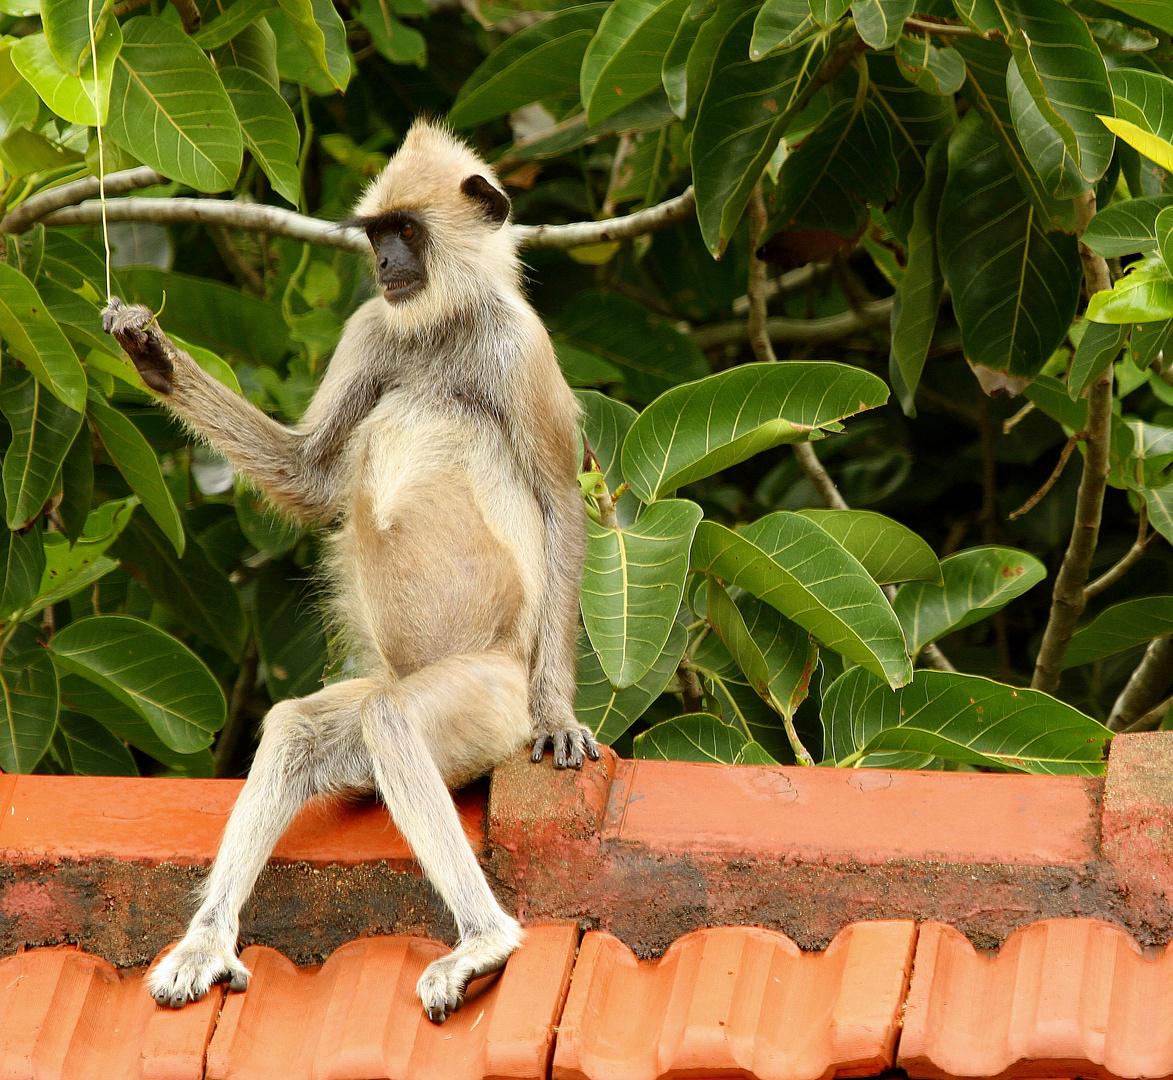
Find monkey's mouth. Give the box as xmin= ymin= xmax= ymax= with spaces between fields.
xmin=382 ymin=277 xmax=424 ymax=302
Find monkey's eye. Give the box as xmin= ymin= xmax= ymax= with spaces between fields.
xmin=400 ymin=223 xmax=415 ymax=240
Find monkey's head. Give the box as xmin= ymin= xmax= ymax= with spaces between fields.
xmin=348 ymin=120 xmax=516 ymax=319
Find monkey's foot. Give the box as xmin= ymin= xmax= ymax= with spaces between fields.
xmin=417 ymin=921 xmax=523 ymax=1024
xmin=531 ymin=723 xmax=600 ymax=769
xmin=101 ymin=296 xmax=176 ymax=394
xmin=147 ymin=935 xmax=251 ymax=1009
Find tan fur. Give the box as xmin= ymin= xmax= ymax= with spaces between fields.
xmin=103 ymin=119 xmax=594 ymax=1024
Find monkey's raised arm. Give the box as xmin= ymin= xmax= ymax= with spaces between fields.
xmin=103 ymin=298 xmax=382 ymax=523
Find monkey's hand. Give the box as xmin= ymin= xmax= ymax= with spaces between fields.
xmin=530 ymin=715 xmax=600 ymax=770
xmin=146 ymin=932 xmax=250 ymax=1009
xmin=102 ymin=296 xmax=176 ymax=395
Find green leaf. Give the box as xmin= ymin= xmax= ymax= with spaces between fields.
xmin=851 ymin=0 xmax=914 ymax=50
xmin=766 ymin=95 xmax=899 ymax=239
xmin=0 ymin=366 xmax=83 ymax=531
xmin=1096 ymin=0 xmax=1173 ymax=36
xmin=937 ymin=112 xmax=1082 ymax=379
xmin=59 ymin=672 xmax=213 ymax=773
xmin=951 ymin=36 xmax=1076 ymax=233
xmin=219 ymin=65 xmax=300 ymax=206
xmin=555 ymin=290 xmax=708 ymax=404
xmin=113 ymin=514 xmax=247 ymax=659
xmin=54 ymin=709 xmax=138 ymax=775
xmin=582 ymin=498 xmax=703 ymax=689
xmin=690 ymin=513 xmax=912 ymax=687
xmin=576 ymin=620 xmax=686 ymax=743
xmin=808 ymin=0 xmax=849 ymax=27
xmin=706 ymin=578 xmax=817 ymax=720
xmin=691 ymin=8 xmax=836 ymax=255
xmin=1100 ymin=115 xmax=1173 ymax=174
xmin=36 ymin=278 xmax=119 ymax=358
xmin=0 ymin=514 xmax=43 ymax=622
xmin=106 ymin=17 xmax=244 ymax=194
xmin=35 ymin=497 xmax=135 ymax=612
xmin=582 ymin=0 xmax=689 ymax=126
xmin=58 ymin=423 xmax=93 ymax=544
xmin=449 ymin=5 xmax=607 ymax=127
xmin=43 ymin=0 xmax=110 ymax=74
xmin=0 ymin=263 xmax=86 ymax=413
xmin=1083 ymin=195 xmax=1173 ymax=258
xmin=11 ymin=20 xmax=120 ymax=126
xmin=622 ymin=361 xmax=888 ymax=503
xmin=895 ymin=33 xmax=964 ymax=96
xmin=749 ymin=0 xmax=815 ymax=60
xmin=1102 ymin=69 xmax=1173 ymax=177
xmin=892 ymin=545 xmax=1046 ymax=657
xmin=213 ymin=15 xmax=280 ymax=90
xmin=1158 ymin=205 xmax=1173 ymax=277
xmin=235 ymin=482 xmax=301 ymax=555
xmin=662 ymin=4 xmax=701 ymax=114
xmin=194 ymin=0 xmax=279 ymax=49
xmin=1024 ymin=372 xmax=1086 ymax=431
xmin=1131 ymin=318 xmax=1173 ymax=368
xmin=798 ymin=509 xmax=941 ymax=585
xmin=1069 ymin=321 xmax=1130 ymax=398
xmin=49 ymin=614 xmax=225 ymax=754
xmin=634 ymin=712 xmax=757 ymax=763
xmin=1064 ymin=597 xmax=1173 ymax=668
xmin=1007 ymin=55 xmax=1086 ymax=200
xmin=557 ymin=342 xmax=623 ymax=389
xmin=0 ymin=649 xmax=57 ymax=773
xmin=86 ymin=391 xmax=184 ymax=556
xmin=256 ymin=562 xmax=326 ymax=701
xmin=353 ymin=0 xmax=426 ymax=68
xmin=1086 ymin=260 xmax=1173 ymax=323
xmin=823 ymin=666 xmax=1109 ymax=774
xmin=276 ymin=0 xmax=350 ymax=90
xmin=0 ymin=42 xmax=41 ymax=138
xmin=577 ymin=388 xmax=639 ymax=498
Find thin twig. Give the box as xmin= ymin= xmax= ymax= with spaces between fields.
xmin=1002 ymin=401 xmax=1035 ymax=434
xmin=746 ymin=181 xmax=778 ymax=366
xmin=1086 ymin=507 xmax=1158 ymax=600
xmin=209 ymin=224 xmax=264 ymax=296
xmin=903 ymin=16 xmax=980 ymax=37
xmin=601 ymin=133 xmax=635 ymax=220
xmin=793 ymin=443 xmax=850 ymax=510
xmin=1031 ymin=190 xmax=1115 ymax=694
xmin=731 ymin=260 xmax=832 ymax=315
xmin=1 ymin=166 xmax=166 ymax=234
xmin=692 ymin=299 xmax=893 ymax=348
xmin=921 ymin=643 xmax=957 ymax=671
xmin=1109 ymin=636 xmax=1173 ymax=731
xmin=1008 ymin=435 xmax=1078 ymax=521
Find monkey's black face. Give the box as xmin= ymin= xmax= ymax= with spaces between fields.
xmin=354 ymin=211 xmax=428 ymax=303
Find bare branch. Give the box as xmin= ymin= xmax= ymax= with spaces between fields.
xmin=693 ymin=298 xmax=893 ymax=348
xmin=1110 ymin=636 xmax=1173 ymax=731
xmin=1008 ymin=434 xmax=1078 ymax=521
xmin=793 ymin=442 xmax=850 ymax=510
xmin=1 ymin=166 xmax=166 ymax=234
xmin=1002 ymin=400 xmax=1035 ymax=434
xmin=731 ymin=260 xmax=832 ymax=315
xmin=921 ymin=643 xmax=957 ymax=672
xmin=1031 ymin=190 xmax=1115 ymax=694
xmin=903 ymin=16 xmax=980 ymax=36
xmin=746 ymin=181 xmax=777 ymax=366
xmin=23 ymin=186 xmax=698 ymax=252
xmin=1123 ymin=690 xmax=1173 ymax=733
xmin=170 ymin=0 xmax=202 ymax=33
xmin=1086 ymin=507 xmax=1159 ymax=600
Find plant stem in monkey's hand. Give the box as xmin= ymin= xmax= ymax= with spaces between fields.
xmin=101 ymin=297 xmax=175 ymax=394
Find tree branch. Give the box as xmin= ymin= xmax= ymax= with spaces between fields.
xmin=1 ymin=166 xmax=166 ymax=234
xmin=170 ymin=0 xmax=202 ymax=33
xmin=731 ymin=259 xmax=832 ymax=315
xmin=1008 ymin=434 xmax=1078 ymax=521
xmin=903 ymin=16 xmax=980 ymax=37
xmin=1123 ymin=689 xmax=1173 ymax=733
xmin=16 ymin=185 xmax=698 ymax=252
xmin=1110 ymin=636 xmax=1173 ymax=731
xmin=746 ymin=181 xmax=778 ymax=366
xmin=692 ymin=298 xmax=893 ymax=348
xmin=1031 ymin=190 xmax=1115 ymax=694
xmin=1085 ymin=506 xmax=1157 ymax=600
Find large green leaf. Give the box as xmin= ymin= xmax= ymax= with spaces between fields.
xmin=633 ymin=711 xmax=772 ymax=764
xmin=0 ymin=366 xmax=83 ymax=530
xmin=276 ymin=0 xmax=350 ymax=91
xmin=37 ymin=278 xmax=120 ymax=358
xmin=555 ymin=290 xmax=708 ymax=404
xmin=1069 ymin=321 xmax=1130 ymax=398
xmin=60 ymin=672 xmax=213 ymax=773
xmin=106 ymin=17 xmax=243 ymax=193
xmin=1096 ymin=0 xmax=1173 ymax=36
xmin=49 ymin=614 xmax=225 ymax=754
xmin=889 ymin=132 xmax=948 ymax=413
xmin=86 ymin=391 xmax=185 ymax=556
xmin=255 ymin=562 xmax=327 ymax=701
xmin=582 ymin=498 xmax=703 ymax=689
xmin=766 ymin=95 xmax=899 ymax=239
xmin=750 ymin=0 xmax=815 ymax=60
xmin=11 ymin=20 xmax=120 ymax=126
xmin=0 ymin=514 xmax=43 ymax=622
xmin=1101 ymin=69 xmax=1173 ymax=179
xmin=220 ymin=65 xmax=299 ymax=206
xmin=0 ymin=263 xmax=86 ymax=413
xmin=621 ymin=362 xmax=888 ymax=503
xmin=690 ymin=513 xmax=912 ymax=687
xmin=1083 ymin=195 xmax=1173 ymax=258
xmin=1006 ymin=56 xmax=1086 ymax=200
xmin=448 ymin=4 xmax=607 ymax=127
xmin=576 ymin=620 xmax=686 ymax=743
xmin=691 ymin=7 xmax=835 ymax=254
xmin=0 ymin=41 xmax=40 ymax=137
xmin=235 ymin=483 xmax=301 ymax=555
xmin=1086 ymin=260 xmax=1173 ymax=323
xmin=1064 ymin=597 xmax=1173 ymax=668
xmin=0 ymin=649 xmax=58 ymax=773
xmin=214 ymin=14 xmax=280 ymax=90
xmin=798 ymin=509 xmax=941 ymax=585
xmin=937 ymin=113 xmax=1082 ymax=378
xmin=33 ymin=497 xmax=136 ymax=614
xmin=851 ymin=0 xmax=914 ymax=50
xmin=194 ymin=0 xmax=279 ymax=49
xmin=581 ymin=0 xmax=689 ymax=126
xmin=577 ymin=389 xmax=638 ymax=496
xmin=894 ymin=32 xmax=965 ymax=97
xmin=53 ymin=710 xmax=138 ymax=776
xmin=43 ymin=0 xmax=110 ymax=74
xmin=892 ymin=545 xmax=1046 ymax=658
xmin=809 ymin=0 xmax=849 ymax=27
xmin=113 ymin=514 xmax=247 ymax=659
xmin=823 ymin=666 xmax=1110 ymax=774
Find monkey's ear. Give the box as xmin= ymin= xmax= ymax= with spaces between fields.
xmin=461 ymin=174 xmax=510 ymax=227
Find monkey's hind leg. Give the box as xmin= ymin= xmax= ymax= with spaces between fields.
xmin=359 ymin=651 xmax=531 ymax=1023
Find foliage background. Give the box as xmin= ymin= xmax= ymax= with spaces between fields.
xmin=0 ymin=0 xmax=1170 ymax=778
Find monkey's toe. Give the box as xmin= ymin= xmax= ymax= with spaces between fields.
xmin=147 ymin=937 xmax=250 ymax=1010
xmin=530 ymin=733 xmax=551 ymax=762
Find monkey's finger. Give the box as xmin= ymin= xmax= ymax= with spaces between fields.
xmin=582 ymin=728 xmax=601 ymax=761
xmin=552 ymin=732 xmax=571 ymax=769
xmin=530 ymin=734 xmax=551 ymax=763
xmin=228 ymin=969 xmax=249 ymax=993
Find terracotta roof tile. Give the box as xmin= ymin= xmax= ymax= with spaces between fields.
xmin=552 ymin=920 xmax=916 ymax=1080
xmin=204 ymin=922 xmax=578 ymax=1080
xmin=899 ymin=919 xmax=1173 ymax=1080
xmin=0 ymin=944 xmax=222 ymax=1080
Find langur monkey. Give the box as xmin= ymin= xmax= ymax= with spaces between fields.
xmin=103 ymin=120 xmax=598 ymax=1023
